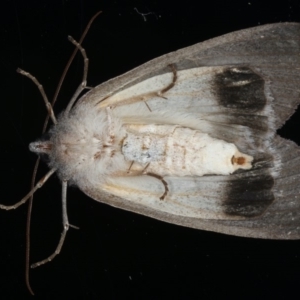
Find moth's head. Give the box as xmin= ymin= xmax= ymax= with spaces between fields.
xmin=28 ymin=108 xmax=112 ymax=184
xmin=29 ymin=133 xmax=53 ymax=164
xmin=28 ymin=119 xmax=78 ymax=182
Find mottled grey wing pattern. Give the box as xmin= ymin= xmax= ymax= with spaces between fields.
xmin=80 ymin=23 xmax=300 ymax=239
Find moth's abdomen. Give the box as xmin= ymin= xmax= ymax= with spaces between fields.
xmin=122 ymin=125 xmax=253 ymax=176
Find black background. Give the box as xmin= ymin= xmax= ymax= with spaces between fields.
xmin=1 ymin=0 xmax=300 ymax=299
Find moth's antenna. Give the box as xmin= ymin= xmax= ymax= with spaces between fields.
xmin=44 ymin=10 xmax=102 ymax=130
xmin=26 ymin=158 xmax=40 ymax=296
xmin=23 ymin=11 xmax=102 ymax=295
xmin=64 ymin=36 xmax=89 ymax=116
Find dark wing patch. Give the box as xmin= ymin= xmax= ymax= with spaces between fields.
xmin=223 ymin=172 xmax=274 ymax=217
xmin=214 ymin=67 xmax=266 ymax=112
xmin=222 ymin=152 xmax=275 ymax=217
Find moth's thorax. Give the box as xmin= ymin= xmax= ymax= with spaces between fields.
xmin=42 ymin=106 xmax=128 ymax=185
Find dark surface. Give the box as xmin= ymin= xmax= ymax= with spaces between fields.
xmin=215 ymin=67 xmax=266 ymax=111
xmin=1 ymin=0 xmax=300 ymax=299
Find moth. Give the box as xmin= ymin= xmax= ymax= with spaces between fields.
xmin=2 ymin=22 xmax=300 ymax=279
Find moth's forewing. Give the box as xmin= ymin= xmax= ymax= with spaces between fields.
xmin=73 ymin=23 xmax=300 ymax=239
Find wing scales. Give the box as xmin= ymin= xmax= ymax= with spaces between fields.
xmin=76 ymin=23 xmax=300 ymax=239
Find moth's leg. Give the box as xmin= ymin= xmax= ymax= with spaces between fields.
xmin=17 ymin=69 xmax=57 ymax=124
xmin=145 ymin=64 xmax=177 ymax=110
xmin=141 ymin=164 xmax=169 ymax=200
xmin=158 ymin=64 xmax=177 ymax=97
xmin=30 ymin=180 xmax=78 ymax=268
xmin=145 ymin=172 xmax=169 ymax=200
xmin=143 ymin=100 xmax=152 ymax=112
xmin=0 ymin=168 xmax=56 ymax=210
xmin=142 ymin=163 xmax=169 ymax=200
xmin=127 ymin=161 xmax=135 ymax=173
xmin=142 ymin=163 xmax=150 ymax=173
xmin=97 ymin=64 xmax=178 ymax=108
